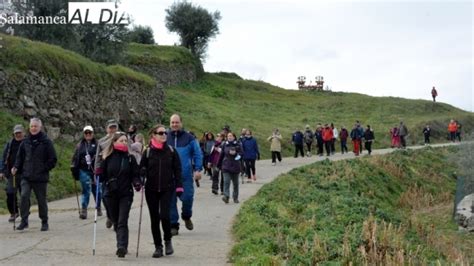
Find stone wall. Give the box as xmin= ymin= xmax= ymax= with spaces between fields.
xmin=127 ymin=63 xmax=201 ymax=86
xmin=0 ymin=69 xmax=165 ymax=140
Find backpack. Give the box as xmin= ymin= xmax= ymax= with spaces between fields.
xmin=304 ymin=131 xmax=313 ymax=143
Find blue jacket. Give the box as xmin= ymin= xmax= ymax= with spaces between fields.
xmin=241 ymin=136 xmax=260 ymax=160
xmin=167 ymin=129 xmax=203 ymax=180
xmin=292 ymin=131 xmax=304 ymax=145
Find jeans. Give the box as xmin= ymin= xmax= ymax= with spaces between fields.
xmin=170 ymin=177 xmax=194 ymax=228
xmin=79 ymin=170 xmax=101 ymax=209
xmin=223 ymin=172 xmax=239 ymax=200
xmin=146 ymin=190 xmax=172 ymax=247
xmin=20 ymin=179 xmax=48 ymax=223
xmin=340 ymin=140 xmax=348 ymax=153
xmin=104 ymin=192 xmax=133 ymax=249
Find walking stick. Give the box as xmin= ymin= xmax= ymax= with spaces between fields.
xmin=73 ymin=178 xmax=81 ymax=216
xmin=92 ymin=175 xmax=100 ymax=255
xmin=136 ymin=185 xmax=145 ymax=257
xmin=13 ymin=174 xmax=16 ymax=231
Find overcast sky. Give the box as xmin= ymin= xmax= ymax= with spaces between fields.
xmin=122 ymin=0 xmax=473 ymax=111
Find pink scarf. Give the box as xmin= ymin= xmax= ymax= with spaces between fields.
xmin=114 ymin=143 xmax=128 ymax=152
xmin=151 ymin=138 xmax=164 ymax=149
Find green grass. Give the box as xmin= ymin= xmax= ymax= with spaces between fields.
xmin=164 ymin=73 xmax=474 ymax=158
xmin=125 ymin=42 xmax=199 ymax=67
xmin=231 ymin=146 xmax=472 ymax=264
xmin=0 ymin=34 xmax=156 ymax=87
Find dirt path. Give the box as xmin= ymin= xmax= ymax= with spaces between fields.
xmin=0 ymin=143 xmax=460 ymax=265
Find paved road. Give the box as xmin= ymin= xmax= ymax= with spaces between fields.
xmin=0 ymin=143 xmax=462 ymax=265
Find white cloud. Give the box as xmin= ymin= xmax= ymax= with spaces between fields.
xmin=123 ymin=0 xmax=473 ymax=111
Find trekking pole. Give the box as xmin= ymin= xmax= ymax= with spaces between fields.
xmin=92 ymin=175 xmax=100 ymax=255
xmin=73 ymin=178 xmax=81 ymax=217
xmin=136 ymin=185 xmax=145 ymax=257
xmin=12 ymin=174 xmax=16 ymax=231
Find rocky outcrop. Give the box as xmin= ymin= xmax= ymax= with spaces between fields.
xmin=0 ymin=69 xmax=164 ymax=140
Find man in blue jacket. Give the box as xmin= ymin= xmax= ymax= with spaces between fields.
xmin=167 ymin=114 xmax=203 ymax=235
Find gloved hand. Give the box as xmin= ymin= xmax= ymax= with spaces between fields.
xmin=176 ymin=187 xmax=184 ymax=197
xmin=133 ymin=182 xmax=142 ymax=192
xmin=71 ymin=167 xmax=79 ymax=181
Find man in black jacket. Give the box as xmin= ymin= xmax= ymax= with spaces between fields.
xmin=11 ymin=118 xmax=57 ymax=231
xmin=0 ymin=124 xmax=25 ymax=222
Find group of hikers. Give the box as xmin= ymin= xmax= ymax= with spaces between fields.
xmin=0 ymin=115 xmax=464 ymax=259
xmin=291 ymin=121 xmax=375 ymax=157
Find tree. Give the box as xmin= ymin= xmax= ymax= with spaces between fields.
xmin=127 ymin=25 xmax=155 ymax=44
xmin=165 ymin=1 xmax=221 ymax=60
xmin=10 ymin=0 xmax=129 ymax=65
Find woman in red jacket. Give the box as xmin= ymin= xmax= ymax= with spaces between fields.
xmin=322 ymin=124 xmax=333 ymax=156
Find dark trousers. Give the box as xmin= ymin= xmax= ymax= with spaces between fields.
xmin=330 ymin=139 xmax=336 ymax=153
xmin=104 ymin=192 xmax=133 ymax=249
xmin=305 ymin=142 xmax=312 ymax=152
xmin=211 ymin=166 xmax=223 ymax=192
xmin=6 ymin=174 xmax=21 ymax=215
xmin=294 ymin=144 xmax=304 ymax=157
xmin=146 ymin=189 xmax=172 ymax=247
xmin=400 ymin=135 xmax=407 ymax=147
xmin=223 ymin=172 xmax=239 ymax=200
xmin=324 ymin=141 xmax=331 ymax=156
xmin=424 ymin=135 xmax=430 ymax=144
xmin=449 ymin=132 xmax=456 ymax=142
xmin=20 ymin=179 xmax=48 ymax=223
xmin=271 ymin=151 xmax=282 ymax=163
xmin=317 ymin=141 xmax=324 ymax=155
xmin=365 ymin=141 xmax=372 ymax=154
xmin=340 ymin=140 xmax=348 ymax=153
xmin=244 ymin=159 xmax=256 ymax=179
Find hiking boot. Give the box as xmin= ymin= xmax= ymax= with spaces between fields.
xmin=79 ymin=208 xmax=87 ymax=219
xmin=97 ymin=208 xmax=102 ymax=217
xmin=171 ymin=227 xmax=179 ymax=236
xmin=184 ymin=219 xmax=193 ymax=230
xmin=165 ymin=240 xmax=174 ymax=255
xmin=252 ymin=175 xmax=256 ymax=181
xmin=116 ymin=247 xmax=127 ymax=258
xmin=246 ymin=179 xmax=252 ymax=183
xmin=16 ymin=220 xmax=28 ymax=230
xmin=8 ymin=213 xmax=19 ymax=223
xmin=41 ymin=222 xmax=49 ymax=231
xmin=106 ymin=218 xmax=113 ymax=229
xmin=212 ymin=189 xmax=218 ymax=195
xmin=234 ymin=199 xmax=239 ymax=204
xmin=271 ymin=162 xmax=276 ymax=166
xmin=222 ymin=196 xmax=229 ymax=204
xmin=153 ymin=246 xmax=163 ymax=258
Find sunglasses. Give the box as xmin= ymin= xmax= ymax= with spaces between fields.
xmin=84 ymin=131 xmax=93 ymax=134
xmin=154 ymin=131 xmax=167 ymax=136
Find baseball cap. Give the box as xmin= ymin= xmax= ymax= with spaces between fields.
xmin=106 ymin=119 xmax=119 ymax=128
xmin=13 ymin=124 xmax=24 ymax=134
xmin=83 ymin=125 xmax=94 ymax=132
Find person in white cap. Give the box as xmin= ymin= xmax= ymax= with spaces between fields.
xmin=71 ymin=125 xmax=100 ymax=219
xmin=0 ymin=124 xmax=25 ymax=222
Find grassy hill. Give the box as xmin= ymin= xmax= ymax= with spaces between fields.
xmin=163 ymin=73 xmax=474 ymax=157
xmin=231 ymin=146 xmax=473 ymax=264
xmin=0 ymin=35 xmax=472 ymax=215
